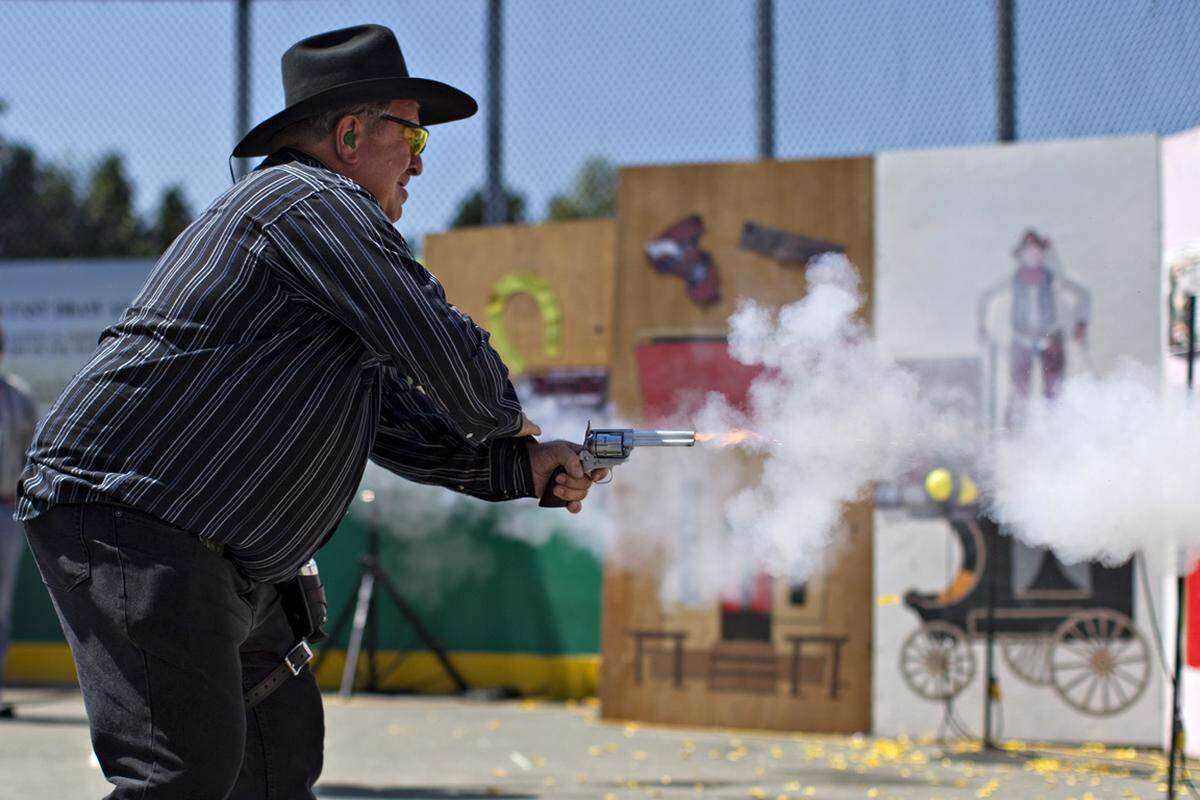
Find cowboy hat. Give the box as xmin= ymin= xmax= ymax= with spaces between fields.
xmin=233 ymin=24 xmax=477 ymax=158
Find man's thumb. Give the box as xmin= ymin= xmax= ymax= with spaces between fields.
xmin=564 ymin=447 xmax=585 ymax=479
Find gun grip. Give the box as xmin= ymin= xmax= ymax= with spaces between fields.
xmin=538 ymin=465 xmax=570 ymax=508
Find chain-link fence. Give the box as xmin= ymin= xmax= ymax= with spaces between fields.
xmin=3 ymin=0 xmax=1200 ymax=258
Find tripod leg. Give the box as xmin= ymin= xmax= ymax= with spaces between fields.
xmin=339 ymin=570 xmax=376 ymax=698
xmin=373 ymin=567 xmax=471 ymax=693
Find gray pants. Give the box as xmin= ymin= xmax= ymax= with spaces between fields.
xmin=23 ymin=503 xmax=323 ymax=799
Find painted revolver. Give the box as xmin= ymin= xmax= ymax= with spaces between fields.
xmin=538 ymin=424 xmax=696 ymax=508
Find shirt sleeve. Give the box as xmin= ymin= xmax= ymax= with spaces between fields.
xmin=262 ymin=185 xmax=523 ymax=443
xmin=369 ymin=368 xmax=535 ymax=502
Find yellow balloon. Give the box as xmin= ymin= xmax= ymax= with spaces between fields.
xmin=924 ymin=468 xmax=954 ymax=503
xmin=957 ymin=475 xmax=979 ymax=506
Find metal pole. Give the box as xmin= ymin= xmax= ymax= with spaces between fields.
xmin=996 ymin=0 xmax=1015 ymax=142
xmin=1169 ymin=296 xmax=1196 ymax=799
xmin=484 ymin=0 xmax=505 ymax=224
xmin=983 ymin=527 xmax=997 ymax=749
xmin=234 ymin=0 xmax=252 ymax=178
xmin=755 ymin=0 xmax=775 ymax=159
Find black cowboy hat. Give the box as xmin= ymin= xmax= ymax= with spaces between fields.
xmin=233 ymin=24 xmax=477 ymax=158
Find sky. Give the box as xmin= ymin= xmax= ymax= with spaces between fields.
xmin=1 ymin=0 xmax=1199 ymax=248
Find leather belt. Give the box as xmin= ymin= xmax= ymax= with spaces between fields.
xmin=244 ymin=640 xmax=313 ymax=710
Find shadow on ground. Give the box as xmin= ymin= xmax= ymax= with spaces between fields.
xmin=316 ymin=786 xmax=534 ymax=799
xmin=0 ymin=714 xmax=89 ymax=726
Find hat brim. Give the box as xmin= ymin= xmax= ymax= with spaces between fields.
xmin=232 ymin=76 xmax=477 ymax=158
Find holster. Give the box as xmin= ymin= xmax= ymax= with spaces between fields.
xmin=278 ymin=560 xmax=328 ymax=643
xmin=244 ymin=559 xmax=327 ymax=710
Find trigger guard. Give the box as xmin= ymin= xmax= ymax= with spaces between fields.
xmin=594 ymin=472 xmax=614 ymax=485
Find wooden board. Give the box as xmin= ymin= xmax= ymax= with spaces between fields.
xmin=600 ymin=157 xmax=875 ymax=733
xmin=424 ymin=219 xmax=616 ymax=376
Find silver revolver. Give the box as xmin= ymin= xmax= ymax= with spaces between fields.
xmin=539 ymin=423 xmax=696 ymax=508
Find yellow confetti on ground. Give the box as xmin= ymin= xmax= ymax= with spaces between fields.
xmin=785 ymin=781 xmax=802 ymax=791
xmin=633 ymin=750 xmax=648 ymax=761
xmin=771 ymin=745 xmax=785 ymax=759
xmin=976 ymin=778 xmax=1000 ymax=798
xmin=661 ymin=775 xmax=672 ymax=785
xmin=518 ymin=699 xmax=540 ymax=710
xmin=754 ymin=766 xmax=766 ymax=777
xmin=750 ymin=787 xmax=767 ymax=799
xmin=803 ymin=788 xmax=816 ymax=797
xmin=624 ymin=722 xmax=639 ymax=737
xmin=587 ymin=745 xmax=602 ymax=756
xmin=491 ymin=769 xmax=508 ymax=778
xmin=868 ymin=789 xmax=880 ymax=798
xmin=486 ymin=719 xmax=500 ymax=731
xmin=878 ymin=594 xmax=900 ymax=605
xmin=603 ymin=794 xmax=617 ymax=800
xmin=605 ymin=742 xmax=620 ymax=753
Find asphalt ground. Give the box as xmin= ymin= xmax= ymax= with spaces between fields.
xmin=0 ymin=686 xmax=1182 ymax=799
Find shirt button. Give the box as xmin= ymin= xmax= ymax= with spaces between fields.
xmin=457 ymin=485 xmax=465 ymax=491
xmin=465 ymin=433 xmax=473 ymax=439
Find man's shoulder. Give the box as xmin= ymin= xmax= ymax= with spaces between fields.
xmin=224 ymin=158 xmax=374 ymax=227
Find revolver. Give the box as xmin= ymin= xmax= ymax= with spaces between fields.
xmin=539 ymin=423 xmax=696 ymax=508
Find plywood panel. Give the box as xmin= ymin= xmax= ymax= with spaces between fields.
xmin=610 ymin=158 xmax=874 ymax=415
xmin=424 ymin=219 xmax=616 ymax=376
xmin=600 ymin=157 xmax=875 ymax=733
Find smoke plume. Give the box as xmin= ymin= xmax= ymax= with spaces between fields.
xmin=990 ymin=364 xmax=1200 ymax=564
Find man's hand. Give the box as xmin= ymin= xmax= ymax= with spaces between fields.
xmin=526 ymin=440 xmax=610 ymax=514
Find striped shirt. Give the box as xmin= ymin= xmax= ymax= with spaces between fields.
xmin=17 ymin=148 xmax=533 ymax=581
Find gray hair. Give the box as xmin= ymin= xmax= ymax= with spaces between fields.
xmin=269 ymin=101 xmax=391 ymax=151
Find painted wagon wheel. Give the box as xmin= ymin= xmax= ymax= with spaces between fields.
xmin=1050 ymin=609 xmax=1150 ymax=717
xmin=900 ymin=621 xmax=976 ymax=701
xmin=1001 ymin=635 xmax=1054 ymax=686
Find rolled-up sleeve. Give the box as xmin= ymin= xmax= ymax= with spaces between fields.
xmin=370 ymin=369 xmax=534 ymax=501
xmin=262 ymin=185 xmax=522 ymax=443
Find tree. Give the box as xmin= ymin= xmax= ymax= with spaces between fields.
xmin=449 ymin=186 xmax=527 ymax=228
xmin=0 ymin=98 xmax=194 ymax=259
xmin=546 ymin=156 xmax=616 ymax=222
xmin=80 ymin=153 xmax=141 ymax=257
xmin=149 ymin=185 xmax=193 ymax=255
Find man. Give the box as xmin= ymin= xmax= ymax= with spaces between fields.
xmin=0 ymin=326 xmax=37 ymax=719
xmin=18 ymin=25 xmax=601 ymax=798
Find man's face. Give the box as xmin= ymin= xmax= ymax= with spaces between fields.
xmin=353 ymin=99 xmax=422 ymax=223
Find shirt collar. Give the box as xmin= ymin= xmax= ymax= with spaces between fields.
xmin=256 ymin=147 xmax=332 ymax=173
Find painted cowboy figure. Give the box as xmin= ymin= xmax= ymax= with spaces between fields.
xmin=977 ymin=228 xmax=1091 ymax=430
xmin=17 ymin=25 xmax=603 ymax=799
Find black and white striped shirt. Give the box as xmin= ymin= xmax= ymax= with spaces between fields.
xmin=17 ymin=149 xmax=533 ymax=581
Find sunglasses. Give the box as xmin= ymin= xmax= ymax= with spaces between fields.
xmin=379 ymin=113 xmax=429 ymax=156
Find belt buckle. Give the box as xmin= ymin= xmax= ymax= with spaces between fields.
xmin=284 ymin=641 xmax=313 ymax=676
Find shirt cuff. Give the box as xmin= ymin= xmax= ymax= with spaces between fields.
xmin=489 ymin=436 xmax=536 ymax=500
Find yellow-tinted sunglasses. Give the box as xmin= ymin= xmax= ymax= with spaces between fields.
xmin=380 ymin=113 xmax=429 ymax=156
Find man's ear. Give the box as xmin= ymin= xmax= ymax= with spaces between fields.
xmin=335 ymin=116 xmax=359 ymax=161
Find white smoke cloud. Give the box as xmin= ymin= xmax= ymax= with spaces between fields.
xmin=693 ymin=254 xmax=927 ymax=581
xmin=606 ymin=254 xmax=946 ymax=602
xmin=990 ymin=364 xmax=1200 ymax=565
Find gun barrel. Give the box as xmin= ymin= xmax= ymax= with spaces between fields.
xmin=630 ymin=430 xmax=696 ymax=447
